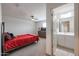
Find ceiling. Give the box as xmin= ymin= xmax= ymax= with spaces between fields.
xmin=53 ymin=3 xmax=74 ymax=14
xmin=2 ymin=3 xmax=46 ymax=21
xmin=47 ymin=3 xmax=65 ymax=9
xmin=2 ymin=3 xmax=65 ymax=21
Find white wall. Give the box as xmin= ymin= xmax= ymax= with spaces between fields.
xmin=46 ymin=4 xmax=53 ymax=55
xmin=2 ymin=16 xmax=36 ymax=36
xmin=0 ymin=3 xmax=2 ymax=56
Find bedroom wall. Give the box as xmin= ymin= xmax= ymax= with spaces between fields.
xmin=2 ymin=16 xmax=36 ymax=36
xmin=2 ymin=3 xmax=37 ymax=36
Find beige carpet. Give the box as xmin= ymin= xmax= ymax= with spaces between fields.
xmin=7 ymin=38 xmax=46 ymax=56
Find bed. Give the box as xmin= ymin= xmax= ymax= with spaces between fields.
xmin=4 ymin=34 xmax=39 ymax=53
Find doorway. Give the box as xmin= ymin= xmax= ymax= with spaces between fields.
xmin=52 ymin=4 xmax=75 ymax=56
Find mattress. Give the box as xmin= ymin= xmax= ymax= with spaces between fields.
xmin=4 ymin=34 xmax=39 ymax=52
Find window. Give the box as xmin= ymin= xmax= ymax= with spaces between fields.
xmin=60 ymin=12 xmax=73 ymax=19
xmin=43 ymin=22 xmax=46 ymax=28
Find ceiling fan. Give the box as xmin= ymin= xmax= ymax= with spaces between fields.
xmin=31 ymin=16 xmax=38 ymax=21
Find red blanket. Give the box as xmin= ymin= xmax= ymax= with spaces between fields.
xmin=4 ymin=34 xmax=39 ymax=52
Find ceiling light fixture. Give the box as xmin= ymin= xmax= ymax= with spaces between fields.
xmin=31 ymin=16 xmax=35 ymax=21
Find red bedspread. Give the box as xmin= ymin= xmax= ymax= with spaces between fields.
xmin=4 ymin=34 xmax=39 ymax=52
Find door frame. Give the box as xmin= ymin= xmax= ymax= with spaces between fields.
xmin=74 ymin=4 xmax=79 ymax=56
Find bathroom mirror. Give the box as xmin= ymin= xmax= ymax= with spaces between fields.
xmin=59 ymin=21 xmax=70 ymax=32
xmin=58 ymin=17 xmax=74 ymax=33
